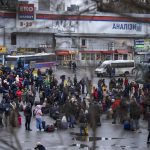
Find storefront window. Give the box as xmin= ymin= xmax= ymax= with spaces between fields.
xmin=86 ymin=53 xmax=90 ymax=60
xmin=123 ymin=54 xmax=128 ymax=60
xmin=114 ymin=54 xmax=118 ymax=60
xmin=81 ymin=53 xmax=86 ymax=60
xmin=106 ymin=55 xmax=111 ymax=60
xmin=96 ymin=54 xmax=101 ymax=60
xmin=66 ymin=55 xmax=71 ymax=60
xmin=72 ymin=54 xmax=75 ymax=60
xmin=91 ymin=54 xmax=95 ymax=60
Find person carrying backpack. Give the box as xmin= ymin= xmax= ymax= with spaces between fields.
xmin=24 ymin=102 xmax=32 ymax=131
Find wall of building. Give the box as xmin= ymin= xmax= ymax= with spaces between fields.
xmin=17 ymin=33 xmax=53 ymax=49
xmin=0 ymin=9 xmax=149 ymax=63
xmin=55 ymin=36 xmax=133 ymax=51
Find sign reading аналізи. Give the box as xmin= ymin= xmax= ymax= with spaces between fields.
xmin=112 ymin=23 xmax=142 ymax=32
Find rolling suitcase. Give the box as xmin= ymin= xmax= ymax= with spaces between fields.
xmin=124 ymin=120 xmax=130 ymax=130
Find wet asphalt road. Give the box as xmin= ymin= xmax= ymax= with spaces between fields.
xmin=0 ymin=67 xmax=148 ymax=150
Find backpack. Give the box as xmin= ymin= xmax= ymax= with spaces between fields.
xmin=4 ymin=104 xmax=11 ymax=115
xmin=25 ymin=106 xmax=31 ymax=116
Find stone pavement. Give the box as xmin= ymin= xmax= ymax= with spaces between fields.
xmin=0 ymin=67 xmax=148 ymax=150
xmin=0 ymin=111 xmax=149 ymax=150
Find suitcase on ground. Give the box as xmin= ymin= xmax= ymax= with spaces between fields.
xmin=61 ymin=122 xmax=68 ymax=129
xmin=124 ymin=121 xmax=130 ymax=130
xmin=42 ymin=121 xmax=46 ymax=130
xmin=44 ymin=125 xmax=55 ymax=132
xmin=18 ymin=116 xmax=22 ymax=126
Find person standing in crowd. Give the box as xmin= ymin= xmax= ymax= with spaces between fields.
xmin=2 ymin=94 xmax=12 ymax=127
xmin=130 ymin=97 xmax=141 ymax=131
xmin=24 ymin=102 xmax=32 ymax=131
xmin=72 ymin=62 xmax=77 ymax=72
xmin=147 ymin=112 xmax=150 ymax=144
xmin=0 ymin=102 xmax=4 ymax=127
xmin=73 ymin=74 xmax=77 ymax=86
xmin=80 ymin=78 xmax=85 ymax=94
xmin=69 ymin=61 xmax=72 ymax=70
xmin=34 ymin=105 xmax=43 ymax=131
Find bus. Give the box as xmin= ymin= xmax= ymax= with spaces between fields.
xmin=95 ymin=60 xmax=135 ymax=77
xmin=5 ymin=53 xmax=58 ymax=71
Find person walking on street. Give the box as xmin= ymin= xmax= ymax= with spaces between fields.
xmin=24 ymin=102 xmax=32 ymax=131
xmin=147 ymin=112 xmax=150 ymax=144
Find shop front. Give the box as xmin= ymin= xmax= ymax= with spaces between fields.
xmin=78 ymin=50 xmax=133 ymax=66
xmin=79 ymin=50 xmax=113 ymax=66
xmin=114 ymin=50 xmax=133 ymax=60
xmin=56 ymin=50 xmax=77 ymax=66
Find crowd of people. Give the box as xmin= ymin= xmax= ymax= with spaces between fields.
xmin=0 ymin=65 xmax=150 ymax=148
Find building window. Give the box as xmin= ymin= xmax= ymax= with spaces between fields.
xmin=71 ymin=38 xmax=77 ymax=48
xmin=81 ymin=53 xmax=86 ymax=60
xmin=91 ymin=54 xmax=95 ymax=60
xmin=11 ymin=33 xmax=16 ymax=45
xmin=123 ymin=54 xmax=128 ymax=60
xmin=81 ymin=39 xmax=87 ymax=47
xmin=96 ymin=54 xmax=101 ymax=60
xmin=114 ymin=54 xmax=118 ymax=60
xmin=86 ymin=53 xmax=90 ymax=60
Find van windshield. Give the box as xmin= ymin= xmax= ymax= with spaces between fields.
xmin=99 ymin=64 xmax=107 ymax=68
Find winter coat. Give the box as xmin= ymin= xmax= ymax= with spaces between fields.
xmin=130 ymin=101 xmax=141 ymax=119
xmin=34 ymin=144 xmax=46 ymax=150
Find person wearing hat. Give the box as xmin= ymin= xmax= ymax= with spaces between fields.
xmin=34 ymin=142 xmax=46 ymax=150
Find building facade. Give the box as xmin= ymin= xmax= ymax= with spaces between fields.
xmin=0 ymin=0 xmax=150 ymax=65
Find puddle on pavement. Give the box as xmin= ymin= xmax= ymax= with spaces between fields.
xmin=112 ymin=144 xmax=138 ymax=149
xmin=70 ymin=143 xmax=89 ymax=148
xmin=70 ymin=143 xmax=98 ymax=149
xmin=73 ymin=136 xmax=124 ymax=142
xmin=70 ymin=132 xmax=124 ymax=142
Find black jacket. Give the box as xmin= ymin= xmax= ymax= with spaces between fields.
xmin=34 ymin=145 xmax=46 ymax=150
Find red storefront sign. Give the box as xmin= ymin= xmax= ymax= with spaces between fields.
xmin=18 ymin=4 xmax=34 ymax=20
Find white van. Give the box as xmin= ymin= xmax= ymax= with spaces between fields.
xmin=95 ymin=60 xmax=135 ymax=77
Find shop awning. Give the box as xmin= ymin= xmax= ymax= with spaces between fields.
xmin=115 ymin=50 xmax=129 ymax=54
xmin=56 ymin=51 xmax=69 ymax=55
xmin=79 ymin=50 xmax=102 ymax=53
xmin=101 ymin=51 xmax=113 ymax=54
